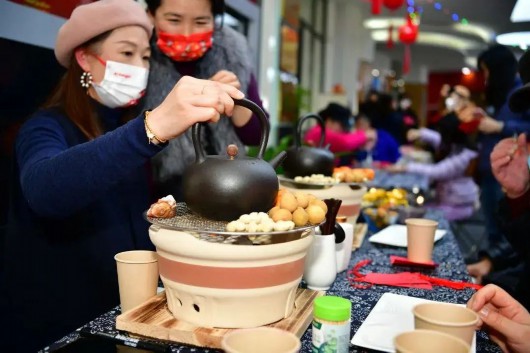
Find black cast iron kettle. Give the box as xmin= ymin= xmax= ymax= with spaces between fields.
xmin=183 ymin=98 xmax=286 ymax=221
xmin=282 ymin=114 xmax=335 ymax=179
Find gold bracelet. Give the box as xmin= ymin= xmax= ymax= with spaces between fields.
xmin=144 ymin=111 xmax=168 ymax=145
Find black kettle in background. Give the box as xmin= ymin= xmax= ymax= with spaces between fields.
xmin=282 ymin=114 xmax=335 ymax=179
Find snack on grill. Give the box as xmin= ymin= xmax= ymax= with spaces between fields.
xmin=147 ymin=195 xmax=177 ymax=218
xmin=294 ymin=174 xmax=340 ymax=185
xmin=333 ymin=167 xmax=375 ymax=183
xmin=226 ymin=212 xmax=295 ymax=233
xmin=271 ymin=189 xmax=326 ymax=226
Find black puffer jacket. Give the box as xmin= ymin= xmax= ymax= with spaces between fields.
xmin=497 ymin=192 xmax=530 ymax=310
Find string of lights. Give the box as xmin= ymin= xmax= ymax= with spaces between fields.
xmin=407 ymin=0 xmax=470 ymax=25
xmin=361 ymin=0 xmax=470 ymax=26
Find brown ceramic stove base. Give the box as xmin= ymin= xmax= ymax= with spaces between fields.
xmin=116 ymin=288 xmax=324 ymax=349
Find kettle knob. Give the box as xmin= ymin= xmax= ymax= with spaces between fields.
xmin=227 ymin=144 xmax=239 ymax=160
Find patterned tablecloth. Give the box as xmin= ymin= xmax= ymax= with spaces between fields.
xmin=368 ymin=170 xmax=430 ymax=192
xmin=43 ymin=210 xmax=501 ymax=353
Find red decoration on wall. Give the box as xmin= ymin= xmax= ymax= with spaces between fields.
xmin=383 ymin=0 xmax=405 ymax=11
xmin=386 ymin=25 xmax=395 ymax=49
xmin=372 ymin=0 xmax=382 ymax=14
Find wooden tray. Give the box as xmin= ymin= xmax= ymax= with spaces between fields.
xmin=116 ymin=288 xmax=323 ymax=349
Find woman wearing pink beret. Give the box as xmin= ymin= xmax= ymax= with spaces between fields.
xmin=1 ymin=0 xmax=244 ymax=351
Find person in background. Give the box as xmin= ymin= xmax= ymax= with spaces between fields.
xmin=460 ymin=45 xmax=530 ymax=286
xmin=354 ymin=114 xmax=401 ymax=166
xmin=397 ymin=94 xmax=419 ymax=141
xmin=389 ymin=112 xmax=479 ymax=221
xmin=1 ymin=1 xmax=244 ymax=351
xmin=144 ymin=0 xmax=265 ymax=200
xmin=303 ymin=103 xmax=375 ymax=165
xmin=485 ymin=49 xmax=530 ymax=310
xmin=467 ymin=284 xmax=530 ymax=353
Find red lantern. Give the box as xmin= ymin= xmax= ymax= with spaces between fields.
xmin=398 ymin=22 xmax=418 ymax=45
xmin=398 ymin=17 xmax=419 ymax=74
xmin=372 ymin=0 xmax=382 ymax=14
xmin=383 ymin=0 xmax=405 ymax=11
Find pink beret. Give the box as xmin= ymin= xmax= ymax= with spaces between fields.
xmin=55 ymin=0 xmax=153 ymax=68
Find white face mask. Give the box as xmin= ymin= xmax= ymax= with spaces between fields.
xmin=445 ymin=97 xmax=458 ymax=111
xmin=92 ymin=60 xmax=148 ymax=108
xmin=400 ymin=99 xmax=411 ymax=110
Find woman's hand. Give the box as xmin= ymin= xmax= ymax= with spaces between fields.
xmin=386 ymin=164 xmax=406 ymax=173
xmin=479 ymin=116 xmax=504 ymax=134
xmin=407 ymin=129 xmax=421 ymax=142
xmin=210 ymin=70 xmax=253 ymax=127
xmin=210 ymin=70 xmax=241 ymax=89
xmin=490 ymin=133 xmax=529 ymax=198
xmin=467 ymin=284 xmax=530 ymax=353
xmin=145 ymin=76 xmax=245 ymax=141
xmin=466 ymin=257 xmax=493 ymax=284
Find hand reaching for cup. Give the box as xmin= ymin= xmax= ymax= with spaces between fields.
xmin=145 ymin=76 xmax=245 ymax=142
xmin=467 ymin=284 xmax=530 ymax=353
xmin=490 ymin=133 xmax=529 ymax=198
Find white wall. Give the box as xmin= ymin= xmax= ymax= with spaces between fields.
xmin=324 ymin=0 xmax=375 ymax=113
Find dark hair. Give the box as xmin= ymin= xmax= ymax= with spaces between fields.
xmin=42 ymin=31 xmax=136 ymax=139
xmin=145 ymin=0 xmax=225 ymax=17
xmin=318 ymin=103 xmax=352 ymax=131
xmin=478 ymin=45 xmax=518 ymax=111
xmin=434 ymin=113 xmax=476 ymax=161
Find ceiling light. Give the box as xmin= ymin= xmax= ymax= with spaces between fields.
xmin=496 ymin=31 xmax=530 ymax=46
xmin=461 ymin=67 xmax=471 ymax=75
xmin=364 ymin=17 xmax=405 ymax=30
xmin=511 ymin=0 xmax=530 ymax=22
xmin=452 ymin=23 xmax=495 ymax=42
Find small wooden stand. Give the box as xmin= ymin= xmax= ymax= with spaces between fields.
xmin=116 ymin=288 xmax=323 ymax=349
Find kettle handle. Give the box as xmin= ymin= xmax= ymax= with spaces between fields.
xmin=191 ymin=98 xmax=270 ymax=162
xmin=294 ymin=113 xmax=326 ymax=148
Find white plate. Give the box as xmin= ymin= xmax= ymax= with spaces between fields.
xmin=368 ymin=224 xmax=446 ymax=247
xmin=351 ymin=293 xmax=476 ymax=352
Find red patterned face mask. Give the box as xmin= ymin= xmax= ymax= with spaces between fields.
xmin=156 ymin=30 xmax=213 ymax=62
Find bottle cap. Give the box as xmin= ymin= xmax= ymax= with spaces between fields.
xmin=314 ymin=296 xmax=351 ymax=322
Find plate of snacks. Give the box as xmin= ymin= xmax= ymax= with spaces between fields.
xmin=332 ymin=167 xmax=375 ymax=184
xmin=144 ymin=191 xmax=326 ymax=238
xmin=278 ymin=174 xmax=340 ymax=189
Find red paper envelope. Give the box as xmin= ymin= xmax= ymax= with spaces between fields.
xmin=355 ymin=272 xmax=433 ymax=289
xmin=390 ymin=255 xmax=438 ymax=269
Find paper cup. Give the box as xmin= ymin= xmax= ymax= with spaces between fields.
xmin=405 ymin=218 xmax=438 ymax=262
xmin=115 ymin=250 xmax=159 ymax=312
xmin=394 ymin=329 xmax=470 ymax=353
xmin=413 ymin=302 xmax=478 ymax=346
xmin=221 ymin=327 xmax=301 ymax=353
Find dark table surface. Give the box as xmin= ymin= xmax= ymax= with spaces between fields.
xmin=42 ymin=210 xmax=501 ymax=353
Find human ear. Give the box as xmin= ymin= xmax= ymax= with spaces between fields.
xmin=74 ymin=48 xmax=91 ymax=72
